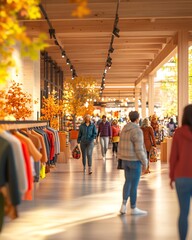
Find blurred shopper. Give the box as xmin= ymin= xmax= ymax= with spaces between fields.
xmin=141 ymin=118 xmax=156 ymax=173
xmin=151 ymin=114 xmax=159 ymax=137
xmin=77 ymin=115 xmax=97 ymax=174
xmin=167 ymin=118 xmax=177 ymax=136
xmin=118 ymin=111 xmax=148 ymax=215
xmin=97 ymin=115 xmax=112 ymax=160
xmin=111 ymin=120 xmax=121 ymax=157
xmin=169 ymin=104 xmax=192 ymax=240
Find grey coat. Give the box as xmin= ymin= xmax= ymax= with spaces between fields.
xmin=117 ymin=122 xmax=148 ymax=167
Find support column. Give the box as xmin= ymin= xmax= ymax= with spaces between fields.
xmin=134 ymin=87 xmax=140 ymax=111
xmin=22 ymin=53 xmax=41 ymax=120
xmin=141 ymin=82 xmax=146 ymax=119
xmin=178 ymin=31 xmax=189 ymax=126
xmin=9 ymin=45 xmax=41 ymax=120
xmin=148 ymin=74 xmax=155 ymax=117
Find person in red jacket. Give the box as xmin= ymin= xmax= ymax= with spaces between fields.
xmin=111 ymin=120 xmax=120 ymax=157
xmin=169 ymin=104 xmax=192 ymax=240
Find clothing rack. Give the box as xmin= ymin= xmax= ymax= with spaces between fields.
xmin=0 ymin=120 xmax=49 ymax=131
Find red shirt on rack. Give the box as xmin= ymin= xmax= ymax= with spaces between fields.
xmin=44 ymin=129 xmax=55 ymax=160
xmin=20 ymin=141 xmax=33 ymax=201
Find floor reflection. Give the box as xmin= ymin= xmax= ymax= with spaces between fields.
xmin=1 ymin=144 xmax=191 ymax=240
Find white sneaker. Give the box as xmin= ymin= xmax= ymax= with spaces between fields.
xmin=83 ymin=167 xmax=86 ymax=173
xmin=131 ymin=207 xmax=147 ymax=215
xmin=102 ymin=156 xmax=105 ymax=160
xmin=88 ymin=167 xmax=92 ymax=175
xmin=120 ymin=204 xmax=127 ymax=214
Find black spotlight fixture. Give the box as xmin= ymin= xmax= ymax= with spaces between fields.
xmin=109 ymin=45 xmax=114 ymax=53
xmin=107 ymin=56 xmax=112 ymax=64
xmin=54 ymin=40 xmax=59 ymax=46
xmin=106 ymin=62 xmax=112 ymax=69
xmin=70 ymin=65 xmax=74 ymax=72
xmin=72 ymin=69 xmax=77 ymax=79
xmin=61 ymin=50 xmax=66 ymax=58
xmin=66 ymin=58 xmax=70 ymax=65
xmin=49 ymin=28 xmax=55 ymax=39
xmin=113 ymin=27 xmax=120 ymax=38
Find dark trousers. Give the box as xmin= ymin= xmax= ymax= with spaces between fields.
xmin=112 ymin=142 xmax=118 ymax=153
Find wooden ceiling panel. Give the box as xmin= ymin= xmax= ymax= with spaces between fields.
xmin=22 ymin=0 xmax=192 ymax=98
xmin=39 ymin=0 xmax=192 ymax=20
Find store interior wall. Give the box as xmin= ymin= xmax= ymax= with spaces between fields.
xmin=9 ymin=45 xmax=41 ymax=120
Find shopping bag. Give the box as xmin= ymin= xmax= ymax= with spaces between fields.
xmin=72 ymin=145 xmax=81 ymax=159
xmin=112 ymin=136 xmax=120 ymax=142
xmin=117 ymin=159 xmax=124 ymax=170
xmin=149 ymin=146 xmax=157 ymax=162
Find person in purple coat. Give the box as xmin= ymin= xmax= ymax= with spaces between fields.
xmin=97 ymin=115 xmax=112 ymax=160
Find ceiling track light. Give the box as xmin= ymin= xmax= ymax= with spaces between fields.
xmin=66 ymin=59 xmax=70 ymax=65
xmin=61 ymin=50 xmax=66 ymax=58
xmin=107 ymin=62 xmax=112 ymax=68
xmin=99 ymin=1 xmax=120 ymax=97
xmin=72 ymin=70 xmax=77 ymax=78
xmin=109 ymin=46 xmax=114 ymax=53
xmin=40 ymin=5 xmax=78 ymax=78
xmin=107 ymin=56 xmax=112 ymax=63
xmin=70 ymin=65 xmax=74 ymax=71
xmin=49 ymin=28 xmax=55 ymax=39
xmin=113 ymin=27 xmax=120 ymax=38
xmin=55 ymin=40 xmax=59 ymax=46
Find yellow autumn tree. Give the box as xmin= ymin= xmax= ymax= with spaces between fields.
xmin=40 ymin=92 xmax=63 ymax=130
xmin=0 ymin=81 xmax=34 ymax=120
xmin=0 ymin=89 xmax=7 ymax=120
xmin=0 ymin=0 xmax=90 ymax=85
xmin=63 ymin=76 xmax=99 ymax=129
xmin=0 ymin=0 xmax=48 ymax=85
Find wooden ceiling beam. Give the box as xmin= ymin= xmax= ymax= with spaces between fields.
xmin=38 ymin=1 xmax=192 ymax=20
xmin=48 ymin=53 xmax=155 ymax=59
xmin=135 ymin=35 xmax=177 ymax=86
xmin=55 ymin=37 xmax=167 ymax=45
xmin=46 ymin=44 xmax=163 ymax=50
xmin=23 ymin=19 xmax=192 ymax=34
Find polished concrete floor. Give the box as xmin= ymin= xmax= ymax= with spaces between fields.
xmin=1 ymin=143 xmax=192 ymax=240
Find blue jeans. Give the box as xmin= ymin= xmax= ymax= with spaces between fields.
xmin=122 ymin=160 xmax=142 ymax=208
xmin=80 ymin=141 xmax=94 ymax=167
xmin=175 ymin=178 xmax=192 ymax=240
xmin=100 ymin=137 xmax=109 ymax=157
